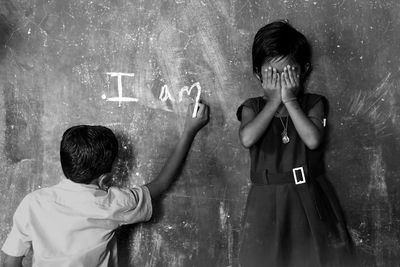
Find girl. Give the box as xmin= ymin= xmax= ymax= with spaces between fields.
xmin=237 ymin=21 xmax=354 ymax=267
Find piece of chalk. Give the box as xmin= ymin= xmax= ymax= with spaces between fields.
xmin=192 ymin=101 xmax=199 ymax=118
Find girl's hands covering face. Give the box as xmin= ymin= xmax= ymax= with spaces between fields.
xmin=261 ymin=67 xmax=281 ymax=102
xmin=281 ymin=65 xmax=300 ymax=102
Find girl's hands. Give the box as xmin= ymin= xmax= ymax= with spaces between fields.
xmin=261 ymin=67 xmax=281 ymax=102
xmin=260 ymin=65 xmax=300 ymax=103
xmin=281 ymin=65 xmax=300 ymax=103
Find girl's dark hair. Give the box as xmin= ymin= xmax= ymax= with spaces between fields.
xmin=60 ymin=125 xmax=118 ymax=184
xmin=252 ymin=20 xmax=312 ymax=81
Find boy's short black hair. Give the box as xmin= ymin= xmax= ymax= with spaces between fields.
xmin=252 ymin=20 xmax=312 ymax=79
xmin=60 ymin=125 xmax=118 ymax=184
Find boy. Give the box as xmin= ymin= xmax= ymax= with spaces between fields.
xmin=2 ymin=103 xmax=209 ymax=267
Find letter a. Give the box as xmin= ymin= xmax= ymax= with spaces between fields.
xmin=159 ymin=84 xmax=176 ymax=102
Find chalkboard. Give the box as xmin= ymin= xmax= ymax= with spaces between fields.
xmin=1 ymin=0 xmax=399 ymax=266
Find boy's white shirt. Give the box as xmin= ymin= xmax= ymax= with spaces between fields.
xmin=1 ymin=178 xmax=152 ymax=267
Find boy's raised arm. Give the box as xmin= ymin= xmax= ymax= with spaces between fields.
xmin=3 ymin=254 xmax=23 ymax=267
xmin=145 ymin=103 xmax=209 ymax=199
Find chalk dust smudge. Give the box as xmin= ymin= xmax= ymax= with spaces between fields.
xmin=359 ymin=146 xmax=399 ymax=265
xmin=349 ymin=73 xmax=398 ymax=136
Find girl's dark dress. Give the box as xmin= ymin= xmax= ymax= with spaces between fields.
xmin=237 ymin=93 xmax=354 ymax=267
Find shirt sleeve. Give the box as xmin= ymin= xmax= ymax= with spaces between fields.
xmin=107 ymin=185 xmax=153 ymax=225
xmin=1 ymin=196 xmax=32 ymax=257
xmin=305 ymin=93 xmax=329 ymax=117
xmin=236 ymin=98 xmax=257 ymax=121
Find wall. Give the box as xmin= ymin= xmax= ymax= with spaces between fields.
xmin=0 ymin=0 xmax=399 ymax=266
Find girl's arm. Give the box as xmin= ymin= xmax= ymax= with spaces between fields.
xmin=239 ymin=99 xmax=280 ymax=148
xmin=281 ymin=66 xmax=325 ymax=149
xmin=285 ymin=99 xmax=325 ymax=149
xmin=239 ymin=68 xmax=281 ymax=148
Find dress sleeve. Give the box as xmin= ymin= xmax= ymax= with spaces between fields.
xmin=107 ymin=185 xmax=153 ymax=225
xmin=306 ymin=94 xmax=329 ymax=117
xmin=1 ymin=196 xmax=32 ymax=257
xmin=236 ymin=98 xmax=257 ymax=121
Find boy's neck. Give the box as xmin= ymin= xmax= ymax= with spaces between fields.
xmin=90 ymin=173 xmax=112 ymax=191
xmin=90 ymin=178 xmax=100 ymax=186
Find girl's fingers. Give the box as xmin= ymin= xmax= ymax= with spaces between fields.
xmin=289 ymin=65 xmax=300 ymax=86
xmin=282 ymin=67 xmax=290 ymax=87
xmin=266 ymin=67 xmax=272 ymax=85
xmin=293 ymin=66 xmax=300 ymax=86
xmin=272 ymin=68 xmax=277 ymax=86
xmin=275 ymin=71 xmax=281 ymax=88
xmin=287 ymin=65 xmax=295 ymax=85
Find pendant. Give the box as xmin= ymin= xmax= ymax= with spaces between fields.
xmin=282 ymin=133 xmax=290 ymax=144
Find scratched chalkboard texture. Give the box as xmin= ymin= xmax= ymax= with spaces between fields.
xmin=0 ymin=0 xmax=399 ymax=266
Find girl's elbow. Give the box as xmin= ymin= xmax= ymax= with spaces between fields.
xmin=239 ymin=133 xmax=253 ymax=148
xmin=305 ymin=135 xmax=322 ymax=150
xmin=240 ymin=137 xmax=252 ymax=148
xmin=306 ymin=142 xmax=319 ymax=150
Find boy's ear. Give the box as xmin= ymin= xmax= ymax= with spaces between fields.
xmin=98 ymin=173 xmax=113 ymax=191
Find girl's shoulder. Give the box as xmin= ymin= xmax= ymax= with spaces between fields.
xmin=301 ymin=93 xmax=329 ymax=115
xmin=239 ymin=96 xmax=265 ymax=106
xmin=236 ymin=96 xmax=265 ymax=121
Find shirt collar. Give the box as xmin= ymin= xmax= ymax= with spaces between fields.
xmin=58 ymin=178 xmax=100 ymax=191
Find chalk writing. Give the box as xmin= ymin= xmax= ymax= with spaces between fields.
xmin=159 ymin=82 xmax=202 ymax=113
xmin=159 ymin=82 xmax=202 ymax=104
xmin=159 ymin=84 xmax=176 ymax=102
xmin=179 ymin=83 xmax=201 ymax=117
xmin=178 ymin=82 xmax=201 ymax=103
xmin=104 ymin=72 xmax=138 ymax=107
xmin=104 ymin=72 xmax=202 ymax=110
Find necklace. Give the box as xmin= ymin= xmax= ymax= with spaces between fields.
xmin=278 ymin=115 xmax=290 ymax=144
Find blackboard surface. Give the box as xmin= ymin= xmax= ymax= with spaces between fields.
xmin=0 ymin=0 xmax=399 ymax=266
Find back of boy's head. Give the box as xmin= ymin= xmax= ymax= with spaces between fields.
xmin=60 ymin=125 xmax=118 ymax=184
xmin=252 ymin=20 xmax=312 ymax=80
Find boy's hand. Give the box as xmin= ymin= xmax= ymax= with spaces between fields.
xmin=4 ymin=254 xmax=23 ymax=267
xmin=147 ymin=102 xmax=209 ymax=199
xmin=262 ymin=67 xmax=281 ymax=102
xmin=281 ymin=65 xmax=300 ymax=102
xmin=184 ymin=102 xmax=209 ymax=134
